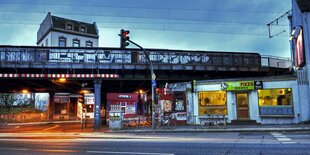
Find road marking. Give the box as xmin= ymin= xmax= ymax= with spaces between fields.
xmin=0 ymin=147 xmax=29 ymax=151
xmin=14 ymin=126 xmax=20 ymax=129
xmin=87 ymin=151 xmax=174 ymax=155
xmin=281 ymin=141 xmax=297 ymax=144
xmin=34 ymin=149 xmax=80 ymax=153
xmin=42 ymin=125 xmax=60 ymax=131
xmin=270 ymin=132 xmax=296 ymax=144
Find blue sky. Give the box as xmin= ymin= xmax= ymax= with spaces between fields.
xmin=0 ymin=0 xmax=291 ymax=57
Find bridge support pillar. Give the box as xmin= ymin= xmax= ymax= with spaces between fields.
xmin=94 ymin=80 xmax=102 ymax=130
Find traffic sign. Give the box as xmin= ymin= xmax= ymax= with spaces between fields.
xmin=152 ymin=80 xmax=156 ymax=87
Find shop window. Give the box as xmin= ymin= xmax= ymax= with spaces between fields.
xmin=174 ymin=91 xmax=185 ymax=112
xmin=54 ymin=103 xmax=67 ymax=114
xmin=175 ymin=99 xmax=184 ymax=111
xmin=258 ymin=88 xmax=292 ymax=106
xmin=258 ymin=88 xmax=294 ymax=117
xmin=198 ymin=91 xmax=227 ymax=115
xmin=85 ymin=104 xmax=94 ymax=113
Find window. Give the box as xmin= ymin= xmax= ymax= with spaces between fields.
xmin=45 ymin=39 xmax=48 ymax=47
xmin=59 ymin=37 xmax=66 ymax=47
xmin=80 ymin=26 xmax=86 ymax=33
xmin=86 ymin=41 xmax=93 ymax=47
xmin=174 ymin=91 xmax=185 ymax=112
xmin=67 ymin=24 xmax=73 ymax=30
xmin=198 ymin=91 xmax=227 ymax=115
xmin=73 ymin=39 xmax=80 ymax=47
xmin=258 ymin=89 xmax=292 ymax=106
xmin=258 ymin=88 xmax=294 ymax=116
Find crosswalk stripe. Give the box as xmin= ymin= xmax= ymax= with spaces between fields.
xmin=270 ymin=132 xmax=296 ymax=144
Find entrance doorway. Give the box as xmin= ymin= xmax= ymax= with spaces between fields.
xmin=236 ymin=93 xmax=249 ymax=120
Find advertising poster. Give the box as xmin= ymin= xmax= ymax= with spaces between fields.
xmin=164 ymin=100 xmax=172 ymax=112
xmin=35 ymin=93 xmax=49 ymax=112
xmin=125 ymin=104 xmax=136 ymax=114
xmin=296 ymin=28 xmax=305 ymax=67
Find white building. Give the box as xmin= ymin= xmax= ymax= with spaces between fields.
xmin=37 ymin=12 xmax=99 ymax=47
xmin=289 ymin=0 xmax=310 ymax=123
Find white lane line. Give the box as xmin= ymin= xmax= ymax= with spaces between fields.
xmin=87 ymin=151 xmax=174 ymax=155
xmin=0 ymin=147 xmax=29 ymax=151
xmin=282 ymin=141 xmax=297 ymax=144
xmin=277 ymin=137 xmax=292 ymax=141
xmin=42 ymin=125 xmax=60 ymax=131
xmin=270 ymin=132 xmax=296 ymax=144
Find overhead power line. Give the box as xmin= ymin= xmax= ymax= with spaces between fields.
xmin=1 ymin=1 xmax=286 ymax=14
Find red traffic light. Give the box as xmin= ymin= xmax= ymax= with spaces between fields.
xmin=120 ymin=29 xmax=130 ymax=49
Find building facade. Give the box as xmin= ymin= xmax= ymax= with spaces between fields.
xmin=37 ymin=12 xmax=99 ymax=47
xmin=289 ymin=0 xmax=310 ymax=123
xmin=36 ymin=13 xmax=99 ymax=120
xmin=185 ymin=76 xmax=308 ymax=125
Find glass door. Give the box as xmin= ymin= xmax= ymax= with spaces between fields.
xmin=236 ymin=93 xmax=249 ymax=120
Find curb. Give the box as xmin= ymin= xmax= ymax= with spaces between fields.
xmin=107 ymin=127 xmax=310 ymax=133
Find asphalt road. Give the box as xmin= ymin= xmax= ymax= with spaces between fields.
xmin=0 ymin=132 xmax=310 ymax=155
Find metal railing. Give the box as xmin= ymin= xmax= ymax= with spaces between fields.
xmin=0 ymin=46 xmax=292 ymax=69
xmin=261 ymin=55 xmax=292 ymax=68
xmin=0 ymin=46 xmax=261 ymax=67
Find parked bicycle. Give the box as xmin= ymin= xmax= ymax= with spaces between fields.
xmin=157 ymin=114 xmax=176 ymax=129
xmin=199 ymin=114 xmax=226 ymax=129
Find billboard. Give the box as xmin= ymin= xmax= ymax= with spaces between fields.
xmin=296 ymin=28 xmax=305 ymax=67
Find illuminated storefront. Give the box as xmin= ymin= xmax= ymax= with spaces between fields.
xmin=188 ymin=76 xmax=304 ymax=124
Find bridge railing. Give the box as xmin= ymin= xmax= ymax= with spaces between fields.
xmin=261 ymin=55 xmax=292 ymax=68
xmin=0 ymin=46 xmax=290 ymax=69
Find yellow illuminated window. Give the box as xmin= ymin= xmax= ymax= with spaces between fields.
xmin=258 ymin=88 xmax=293 ymax=107
xmin=198 ymin=91 xmax=227 ymax=115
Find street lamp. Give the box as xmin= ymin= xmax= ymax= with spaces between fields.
xmin=120 ymin=36 xmax=156 ymax=129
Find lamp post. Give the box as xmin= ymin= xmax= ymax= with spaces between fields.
xmin=126 ymin=39 xmax=156 ymax=129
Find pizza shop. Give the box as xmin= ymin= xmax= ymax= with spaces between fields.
xmin=190 ymin=77 xmax=302 ymax=124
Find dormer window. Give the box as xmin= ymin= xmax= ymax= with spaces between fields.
xmin=66 ymin=23 xmax=73 ymax=30
xmin=80 ymin=25 xmax=87 ymax=33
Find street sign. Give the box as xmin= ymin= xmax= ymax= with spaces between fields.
xmin=152 ymin=80 xmax=156 ymax=87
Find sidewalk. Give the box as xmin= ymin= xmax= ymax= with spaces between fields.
xmin=3 ymin=121 xmax=310 ymax=133
xmin=116 ymin=124 xmax=310 ymax=133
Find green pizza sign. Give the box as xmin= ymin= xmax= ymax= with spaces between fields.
xmin=221 ymin=81 xmax=255 ymax=91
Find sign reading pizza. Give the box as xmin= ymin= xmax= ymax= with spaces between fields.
xmin=221 ymin=81 xmax=254 ymax=91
